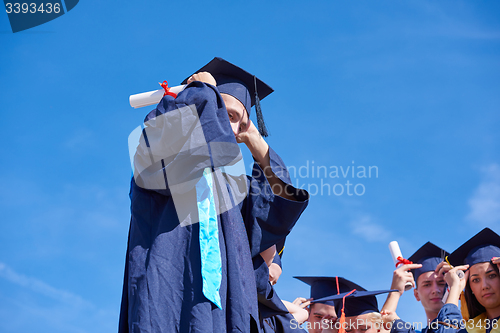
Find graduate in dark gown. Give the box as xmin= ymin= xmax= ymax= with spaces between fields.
xmin=312 ymin=279 xmax=396 ymax=333
xmin=381 ymin=242 xmax=465 ymax=333
xmin=255 ymin=242 xmax=308 ymax=333
xmin=449 ymin=228 xmax=500 ymax=333
xmin=118 ymin=58 xmax=309 ymax=333
xmin=294 ymin=277 xmax=366 ymax=333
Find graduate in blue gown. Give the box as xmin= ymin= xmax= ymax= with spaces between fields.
xmin=294 ymin=276 xmax=366 ymax=333
xmin=255 ymin=241 xmax=308 ymax=333
xmin=449 ymin=228 xmax=500 ymax=333
xmin=312 ymin=279 xmax=396 ymax=333
xmin=381 ymin=242 xmax=467 ymax=333
xmin=118 ymin=58 xmax=309 ymax=333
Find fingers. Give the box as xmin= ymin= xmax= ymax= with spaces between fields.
xmin=292 ymin=297 xmax=312 ymax=309
xmin=293 ymin=297 xmax=307 ymax=305
xmin=397 ymin=263 xmax=422 ymax=271
xmin=380 ymin=310 xmax=399 ymax=330
xmin=185 ymin=72 xmax=216 ymax=86
xmin=300 ymin=299 xmax=312 ymax=309
xmin=435 ymin=261 xmax=448 ymax=275
xmin=492 ymin=257 xmax=500 ymax=265
xmin=452 ymin=264 xmax=469 ymax=273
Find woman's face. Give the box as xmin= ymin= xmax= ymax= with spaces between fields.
xmin=469 ymin=262 xmax=500 ymax=310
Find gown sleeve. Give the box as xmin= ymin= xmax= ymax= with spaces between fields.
xmin=133 ymin=81 xmax=241 ymax=197
xmin=254 ymin=254 xmax=308 ymax=333
xmin=243 ymin=148 xmax=310 ymax=258
xmin=428 ymin=304 xmax=463 ymax=333
xmin=253 ymin=255 xmax=289 ymax=318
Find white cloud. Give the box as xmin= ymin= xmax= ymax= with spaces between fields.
xmin=0 ymin=262 xmax=117 ymax=333
xmin=351 ymin=215 xmax=391 ymax=242
xmin=467 ymin=164 xmax=500 ymax=226
xmin=0 ymin=262 xmax=91 ymax=308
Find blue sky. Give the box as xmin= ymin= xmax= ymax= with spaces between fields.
xmin=1 ymin=0 xmax=499 ymax=331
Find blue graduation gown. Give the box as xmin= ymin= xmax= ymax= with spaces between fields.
xmin=118 ymin=81 xmax=309 ymax=333
xmin=262 ymin=314 xmax=308 ymax=333
xmin=254 ymin=256 xmax=307 ymax=333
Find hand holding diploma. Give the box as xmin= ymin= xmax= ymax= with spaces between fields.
xmin=390 ymin=262 xmax=422 ymax=294
xmin=441 ymin=264 xmax=469 ymax=306
xmin=388 ymin=241 xmax=420 ymax=292
xmin=129 ymin=84 xmax=187 ymax=109
xmin=435 ymin=261 xmax=468 ymax=303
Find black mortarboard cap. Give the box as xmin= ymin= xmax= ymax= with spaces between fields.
xmin=182 ymin=57 xmax=274 ymax=137
xmin=294 ymin=276 xmax=366 ymax=306
xmin=449 ymin=228 xmax=500 ymax=266
xmin=314 ymin=289 xmax=397 ymax=317
xmin=408 ymin=242 xmax=449 ymax=283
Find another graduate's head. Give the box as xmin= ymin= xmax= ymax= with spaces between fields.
xmin=343 ymin=312 xmax=383 ymax=333
xmin=333 ymin=290 xmax=393 ymax=333
xmin=408 ymin=242 xmax=448 ymax=315
xmin=183 ymin=57 xmax=273 ymax=137
xmin=307 ymin=280 xmax=396 ymax=333
xmin=449 ymin=228 xmax=500 ymax=319
xmin=295 ymin=277 xmax=347 ymax=333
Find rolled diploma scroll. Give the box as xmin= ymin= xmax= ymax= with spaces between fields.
xmin=129 ymin=84 xmax=187 ymax=109
xmin=389 ymin=241 xmax=413 ymax=291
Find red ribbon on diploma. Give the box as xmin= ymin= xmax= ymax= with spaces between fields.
xmin=159 ymin=81 xmax=177 ymax=98
xmin=395 ymin=256 xmax=413 ymax=267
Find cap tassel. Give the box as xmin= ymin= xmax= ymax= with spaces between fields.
xmin=460 ymin=291 xmax=469 ymax=321
xmin=254 ymin=75 xmax=269 ymax=137
xmin=338 ymin=289 xmax=356 ymax=333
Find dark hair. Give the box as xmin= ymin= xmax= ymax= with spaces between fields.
xmin=465 ymin=262 xmax=500 ymax=319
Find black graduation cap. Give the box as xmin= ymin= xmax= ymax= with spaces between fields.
xmin=408 ymin=242 xmax=449 ymax=283
xmin=314 ymin=289 xmax=397 ymax=317
xmin=448 ymin=228 xmax=500 ymax=266
xmin=182 ymin=57 xmax=274 ymax=137
xmin=294 ymin=276 xmax=366 ymax=306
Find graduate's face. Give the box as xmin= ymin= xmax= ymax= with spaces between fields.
xmin=469 ymin=262 xmax=500 ymax=310
xmin=221 ymin=94 xmax=249 ymax=136
xmin=344 ymin=313 xmax=381 ymax=333
xmin=307 ymin=303 xmax=337 ymax=333
xmin=414 ymin=271 xmax=446 ymax=313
